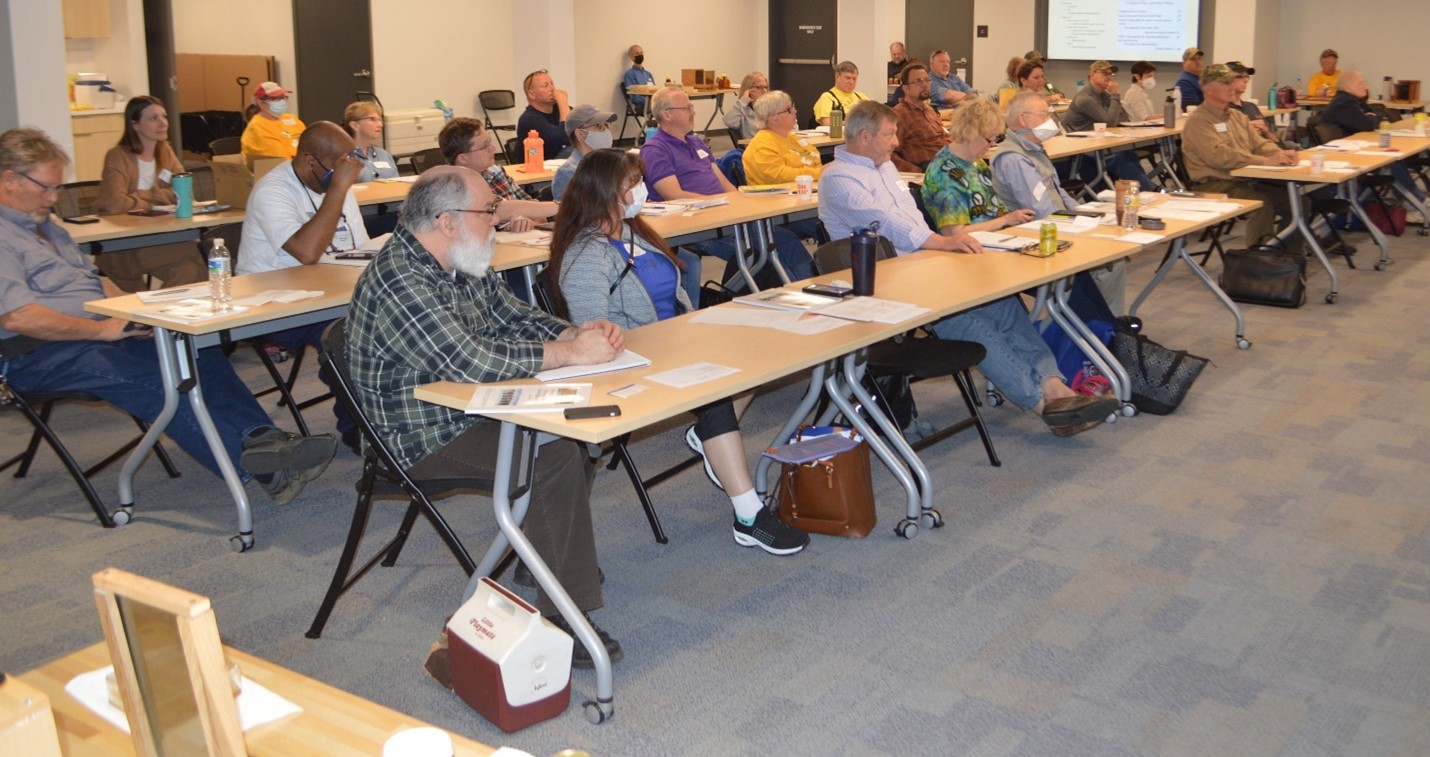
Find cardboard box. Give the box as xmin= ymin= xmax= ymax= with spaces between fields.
xmin=209 ymin=154 xmax=283 ymax=209
xmin=681 ymin=68 xmax=717 ymax=90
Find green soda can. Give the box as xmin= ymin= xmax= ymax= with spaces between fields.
xmin=1038 ymin=221 xmax=1057 ymax=257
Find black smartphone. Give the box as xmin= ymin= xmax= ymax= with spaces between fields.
xmin=564 ymin=405 xmax=621 ymax=420
xmin=334 ymin=251 xmax=376 ymax=260
xmin=803 ymin=283 xmax=853 ymax=298
xmin=62 ymin=215 xmax=100 ymax=224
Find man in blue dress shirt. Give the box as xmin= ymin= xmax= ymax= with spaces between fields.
xmin=622 ymin=44 xmax=657 ymax=116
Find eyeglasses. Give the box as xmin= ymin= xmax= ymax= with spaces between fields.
xmin=667 ymin=106 xmax=695 ymax=112
xmin=908 ymin=77 xmax=931 ymax=85
xmin=749 ymin=84 xmax=769 ymax=91
xmin=464 ymin=139 xmax=496 ymax=154
xmin=779 ymin=106 xmax=797 ymax=116
xmin=356 ymin=116 xmax=382 ymax=123
xmin=17 ymin=172 xmax=60 ymax=195
xmin=444 ymin=200 xmax=503 ymax=219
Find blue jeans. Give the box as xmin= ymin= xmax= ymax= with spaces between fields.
xmin=5 ymin=338 xmax=275 ymax=479
xmin=1079 ymin=149 xmax=1153 ymax=192
xmin=927 ymin=296 xmax=1061 ymax=410
xmin=265 ymin=322 xmax=354 ymax=435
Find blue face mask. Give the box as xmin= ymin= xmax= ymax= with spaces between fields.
xmin=313 ymin=156 xmax=334 ymax=191
xmin=267 ymin=99 xmax=289 ymax=116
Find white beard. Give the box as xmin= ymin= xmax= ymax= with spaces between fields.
xmin=449 ymin=222 xmax=496 ymax=278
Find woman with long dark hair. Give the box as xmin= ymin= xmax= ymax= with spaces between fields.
xmin=548 ymin=149 xmax=809 ymax=556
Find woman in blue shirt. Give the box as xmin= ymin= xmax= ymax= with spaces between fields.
xmin=342 ymin=101 xmax=399 ymax=182
xmin=548 ymin=149 xmax=808 ymax=556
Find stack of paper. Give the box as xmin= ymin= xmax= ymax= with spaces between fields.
xmin=466 ymin=383 xmax=591 ymax=414
xmin=535 ymin=350 xmax=650 ymax=382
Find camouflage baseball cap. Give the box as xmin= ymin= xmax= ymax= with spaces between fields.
xmin=1200 ymin=63 xmax=1239 ymax=85
xmin=1183 ymin=47 xmax=1205 ymax=61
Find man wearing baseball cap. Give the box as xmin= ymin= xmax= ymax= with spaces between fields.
xmin=552 ymin=104 xmax=618 ymax=199
xmin=1181 ymin=64 xmax=1300 ymax=245
xmin=240 ymin=81 xmax=306 ymax=165
xmin=1064 ymin=61 xmax=1151 ymax=191
xmin=1175 ymin=47 xmax=1206 ymax=110
xmin=1226 ymin=61 xmax=1279 ymax=143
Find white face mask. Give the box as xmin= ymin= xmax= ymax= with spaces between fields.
xmin=1028 ymin=117 xmax=1060 ymax=141
xmin=1141 ymin=77 xmax=1158 ymax=90
xmin=583 ymin=128 xmax=613 ymax=150
xmin=267 ymin=99 xmax=288 ymax=116
xmin=623 ymin=182 xmax=648 ymax=219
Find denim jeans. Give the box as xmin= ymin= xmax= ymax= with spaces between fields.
xmin=927 ymin=295 xmax=1061 ymax=410
xmin=5 ymin=338 xmax=275 ymax=479
xmin=265 ymin=321 xmax=354 ymax=434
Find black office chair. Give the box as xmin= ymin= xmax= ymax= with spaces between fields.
xmin=208 ymin=136 xmax=242 ymax=157
xmin=503 ymin=137 xmax=522 ymax=167
xmin=811 ymin=239 xmax=1000 ymax=465
xmin=529 ymin=271 xmax=670 ymax=544
xmin=55 ymin=181 xmax=100 ymax=219
xmin=478 ymin=90 xmax=518 ymax=139
xmin=199 ymin=223 xmax=332 ymax=435
xmin=618 ymin=84 xmax=646 ymax=143
xmin=307 ymin=319 xmax=496 ymax=638
xmin=1 ymin=338 xmax=181 ymax=527
xmin=354 ymin=90 xmax=383 ymax=110
xmin=410 ymin=148 xmax=446 ymax=175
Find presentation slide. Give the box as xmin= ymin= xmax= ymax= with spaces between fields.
xmin=1046 ymin=0 xmax=1199 ymax=63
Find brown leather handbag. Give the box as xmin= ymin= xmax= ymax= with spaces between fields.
xmin=773 ymin=428 xmax=876 ymax=538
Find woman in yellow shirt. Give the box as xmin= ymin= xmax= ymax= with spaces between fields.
xmin=1308 ymin=48 xmax=1340 ymax=97
xmin=741 ymin=90 xmax=822 ymax=186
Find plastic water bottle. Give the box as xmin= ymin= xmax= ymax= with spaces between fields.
xmin=434 ymin=99 xmax=454 ymax=121
xmin=1295 ymin=77 xmax=1304 ymax=97
xmin=1379 ymin=120 xmax=1392 ymax=148
xmin=523 ymin=130 xmax=544 ymax=173
xmin=208 ymin=239 xmax=232 ymax=312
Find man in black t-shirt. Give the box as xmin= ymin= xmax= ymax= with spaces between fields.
xmin=515 ymin=70 xmax=572 ymax=160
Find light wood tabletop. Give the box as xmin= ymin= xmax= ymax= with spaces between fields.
xmin=416 ymin=236 xmax=1140 ymax=444
xmin=17 ymin=642 xmax=496 ymax=756
xmin=1230 ymin=144 xmax=1404 ymax=183
xmin=1042 ymin=123 xmax=1182 ymax=160
xmin=66 ymin=208 xmax=249 ymax=246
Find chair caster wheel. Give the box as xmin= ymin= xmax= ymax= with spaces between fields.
xmin=1105 ymin=412 xmax=1118 ymax=424
xmin=1121 ymin=403 xmax=1137 ymax=417
xmin=1325 ymin=292 xmax=1338 ymax=304
xmin=1374 ymin=263 xmax=1385 ymax=271
xmin=229 ymin=533 xmax=254 ymax=553
xmin=894 ymin=519 xmax=919 ymax=540
xmin=110 ymin=507 xmax=133 ymax=526
xmin=1237 ymin=338 xmax=1251 ymax=350
xmin=583 ymin=699 xmax=613 ymax=724
xmin=985 ymin=390 xmax=1004 ymax=407
xmin=919 ymin=509 xmax=943 ymax=530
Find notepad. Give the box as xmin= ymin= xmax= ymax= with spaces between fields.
xmin=466 ymin=383 xmax=591 ymax=413
xmin=967 ymin=231 xmax=1036 ymax=251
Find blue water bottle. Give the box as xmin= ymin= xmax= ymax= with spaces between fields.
xmin=173 ymin=172 xmax=193 ymax=218
xmin=850 ymin=223 xmax=880 ymax=296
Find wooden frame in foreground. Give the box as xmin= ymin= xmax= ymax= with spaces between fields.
xmin=91 ymin=568 xmax=244 ymax=756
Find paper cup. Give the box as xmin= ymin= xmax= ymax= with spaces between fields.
xmin=1094 ymin=122 xmax=1107 ymax=136
xmin=1310 ymin=153 xmax=1326 ymax=174
xmin=795 ymin=174 xmax=813 ymax=201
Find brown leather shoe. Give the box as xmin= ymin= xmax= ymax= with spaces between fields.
xmin=1049 ymin=418 xmax=1104 ymax=437
xmin=1041 ymin=395 xmax=1118 ymax=427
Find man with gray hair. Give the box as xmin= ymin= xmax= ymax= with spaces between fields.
xmin=622 ymin=44 xmax=656 ymax=115
xmin=992 ymin=91 xmax=1127 ymax=313
xmin=1321 ymin=69 xmax=1427 ymax=222
xmin=820 ymin=103 xmax=1118 ymax=437
xmin=346 ymin=165 xmax=626 ymax=675
xmin=0 ymin=127 xmax=335 ymax=504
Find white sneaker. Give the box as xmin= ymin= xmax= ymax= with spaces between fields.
xmin=685 ymin=425 xmax=723 ymax=490
xmin=1406 ymin=209 xmax=1426 ymax=225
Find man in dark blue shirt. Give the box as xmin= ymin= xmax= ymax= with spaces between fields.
xmin=1175 ymin=47 xmax=1205 ymax=110
xmin=515 ymin=70 xmax=571 ymax=160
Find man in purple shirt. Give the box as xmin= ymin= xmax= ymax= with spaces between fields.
xmin=640 ymin=87 xmax=815 ymax=287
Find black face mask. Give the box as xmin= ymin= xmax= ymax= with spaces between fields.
xmin=633 ymin=54 xmax=645 ymax=66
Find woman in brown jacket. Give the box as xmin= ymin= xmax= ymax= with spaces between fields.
xmin=95 ymin=95 xmax=205 ymax=290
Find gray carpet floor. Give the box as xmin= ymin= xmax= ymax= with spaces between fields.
xmin=3 ymin=227 xmax=1429 ymax=756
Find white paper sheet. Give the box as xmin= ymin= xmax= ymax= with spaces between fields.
xmin=66 ymin=665 xmax=303 ymax=734
xmin=1092 ymin=231 xmax=1166 ymax=244
xmin=689 ymin=308 xmax=850 ymax=334
xmin=813 ymin=296 xmax=930 ymax=324
xmin=231 ymin=290 xmax=323 ymax=307
xmin=494 ymin=230 xmax=552 ymax=246
xmin=535 ymin=350 xmax=650 ymax=382
xmin=645 ymin=362 xmax=740 ymax=388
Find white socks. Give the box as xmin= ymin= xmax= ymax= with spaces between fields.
xmin=731 ymin=489 xmax=763 ymax=524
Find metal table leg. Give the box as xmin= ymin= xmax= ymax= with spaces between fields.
xmin=755 ymin=362 xmax=828 ymax=500
xmin=1046 ymin=278 xmax=1132 ymax=416
xmin=757 ymin=219 xmax=792 ymax=285
xmin=1286 ymin=180 xmax=1341 ymax=303
xmin=471 ymin=423 xmax=614 ymax=724
xmin=821 ymin=356 xmax=922 ymax=531
xmin=1153 ymin=136 xmax=1186 ymax=191
xmin=1342 ymin=177 xmax=1392 ymax=269
xmin=1129 ymin=237 xmax=1250 ymax=349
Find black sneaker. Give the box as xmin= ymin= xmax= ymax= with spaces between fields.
xmin=341 ymin=428 xmax=362 ymax=456
xmin=240 ymin=428 xmax=337 ymax=475
xmin=733 ymin=509 xmax=810 ymax=556
xmin=685 ymin=425 xmax=723 ymax=490
xmin=546 ymin=612 xmax=623 ymax=669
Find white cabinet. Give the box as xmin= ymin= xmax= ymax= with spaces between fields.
xmin=383 ymin=109 xmax=446 ymax=158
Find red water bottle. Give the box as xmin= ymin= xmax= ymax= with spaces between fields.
xmin=523 ymin=130 xmax=544 ymax=173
